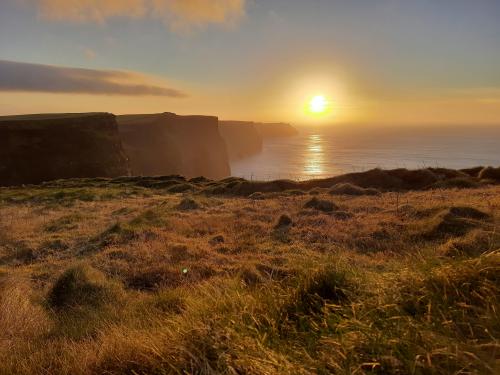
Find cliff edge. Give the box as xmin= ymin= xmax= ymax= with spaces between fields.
xmin=117 ymin=112 xmax=230 ymax=179
xmin=219 ymin=121 xmax=263 ymax=160
xmin=0 ymin=113 xmax=130 ymax=186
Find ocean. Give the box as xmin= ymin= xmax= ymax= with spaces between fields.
xmin=230 ymin=125 xmax=500 ymax=181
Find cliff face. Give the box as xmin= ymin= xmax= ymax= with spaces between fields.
xmin=254 ymin=122 xmax=298 ymax=138
xmin=117 ymin=112 xmax=230 ymax=179
xmin=219 ymin=121 xmax=263 ymax=160
xmin=0 ymin=113 xmax=130 ymax=186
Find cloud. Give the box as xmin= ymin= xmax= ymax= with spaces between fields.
xmin=83 ymin=47 xmax=96 ymax=60
xmin=30 ymin=0 xmax=246 ymax=31
xmin=0 ymin=60 xmax=187 ymax=97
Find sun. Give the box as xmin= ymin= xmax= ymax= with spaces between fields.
xmin=308 ymin=95 xmax=329 ymax=115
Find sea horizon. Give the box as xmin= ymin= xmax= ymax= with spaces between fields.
xmin=231 ymin=124 xmax=500 ymax=181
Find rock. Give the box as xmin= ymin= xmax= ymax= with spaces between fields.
xmin=0 ymin=113 xmax=130 ymax=186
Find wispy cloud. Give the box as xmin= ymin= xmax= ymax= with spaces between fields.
xmin=82 ymin=47 xmax=96 ymax=60
xmin=31 ymin=0 xmax=246 ymax=31
xmin=0 ymin=60 xmax=187 ymax=97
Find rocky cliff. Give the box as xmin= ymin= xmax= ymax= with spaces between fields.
xmin=254 ymin=122 xmax=298 ymax=137
xmin=117 ymin=112 xmax=230 ymax=179
xmin=219 ymin=121 xmax=263 ymax=160
xmin=0 ymin=113 xmax=130 ymax=186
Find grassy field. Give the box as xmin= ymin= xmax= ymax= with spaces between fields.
xmin=0 ymin=176 xmax=498 ymax=374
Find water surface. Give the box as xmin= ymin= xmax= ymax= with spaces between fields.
xmin=230 ymin=125 xmax=500 ymax=180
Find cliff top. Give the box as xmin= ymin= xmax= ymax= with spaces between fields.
xmin=0 ymin=112 xmax=110 ymax=122
xmin=117 ymin=112 xmax=218 ymax=126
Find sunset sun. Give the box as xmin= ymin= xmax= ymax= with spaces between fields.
xmin=308 ymin=95 xmax=329 ymax=115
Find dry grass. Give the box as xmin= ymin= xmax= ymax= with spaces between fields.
xmin=0 ymin=180 xmax=498 ymax=374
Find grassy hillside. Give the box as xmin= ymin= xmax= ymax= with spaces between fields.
xmin=0 ymin=176 xmax=498 ymax=374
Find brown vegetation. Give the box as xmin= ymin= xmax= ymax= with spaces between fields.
xmin=0 ymin=173 xmax=498 ymax=374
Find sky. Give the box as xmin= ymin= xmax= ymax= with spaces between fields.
xmin=1 ymin=0 xmax=500 ymax=125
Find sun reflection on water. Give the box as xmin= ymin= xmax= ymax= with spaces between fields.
xmin=303 ymin=134 xmax=325 ymax=177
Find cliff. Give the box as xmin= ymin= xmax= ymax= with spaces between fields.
xmin=254 ymin=122 xmax=298 ymax=137
xmin=219 ymin=121 xmax=263 ymax=160
xmin=117 ymin=112 xmax=230 ymax=179
xmin=0 ymin=113 xmax=130 ymax=186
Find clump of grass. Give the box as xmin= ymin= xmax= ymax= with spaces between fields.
xmin=303 ymin=197 xmax=338 ymax=212
xmin=416 ymin=206 xmax=490 ymax=239
xmin=84 ymin=208 xmax=167 ymax=251
xmin=274 ymin=214 xmax=293 ymax=229
xmin=479 ymin=166 xmax=500 ymax=181
xmin=209 ymin=235 xmax=224 ymax=246
xmin=284 ymin=265 xmax=352 ymax=321
xmin=440 ymin=229 xmax=495 ymax=258
xmin=146 ymin=288 xmax=186 ymax=314
xmin=168 ymin=183 xmax=195 ymax=193
xmin=0 ymin=275 xmax=51 ymax=343
xmin=272 ymin=214 xmax=293 ymax=243
xmin=48 ymin=264 xmax=122 ymax=310
xmin=176 ymin=197 xmax=200 ymax=210
xmin=429 ymin=177 xmax=480 ymax=189
xmin=43 ymin=214 xmax=81 ymax=232
xmin=284 ymin=189 xmax=306 ymax=196
xmin=399 ymin=252 xmax=500 ymax=339
xmin=189 ymin=176 xmax=212 ymax=184
xmin=248 ymin=191 xmax=266 ymax=200
xmin=237 ymin=264 xmax=265 ymax=286
xmin=329 ymin=183 xmax=381 ymax=196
